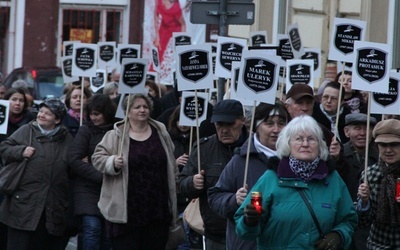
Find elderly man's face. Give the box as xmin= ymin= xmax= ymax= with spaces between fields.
xmin=286 ymin=96 xmax=314 ymax=118
xmin=215 ymin=117 xmax=244 ymax=144
xmin=344 ymin=124 xmax=371 ymax=150
xmin=377 ymin=142 xmax=400 ymax=165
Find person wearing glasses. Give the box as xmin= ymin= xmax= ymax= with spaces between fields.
xmin=357 ymin=119 xmax=400 ymax=249
xmin=234 ymin=115 xmax=357 ymax=249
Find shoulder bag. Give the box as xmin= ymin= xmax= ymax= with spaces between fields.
xmin=297 ymin=189 xmax=325 ymax=239
xmin=183 ymin=198 xmax=204 ymax=235
xmin=0 ymin=128 xmax=32 ymax=195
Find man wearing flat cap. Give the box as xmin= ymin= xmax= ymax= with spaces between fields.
xmin=179 ymin=99 xmax=247 ymax=249
xmin=339 ymin=113 xmax=378 ymax=250
xmin=358 ymin=119 xmax=400 ymax=249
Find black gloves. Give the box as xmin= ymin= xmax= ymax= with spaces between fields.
xmin=315 ymin=232 xmax=341 ymax=250
xmin=244 ymin=204 xmax=262 ymax=227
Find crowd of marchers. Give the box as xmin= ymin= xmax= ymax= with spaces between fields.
xmin=0 ymin=68 xmax=398 ymax=250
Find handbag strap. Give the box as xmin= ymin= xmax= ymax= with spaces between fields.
xmin=297 ymin=189 xmax=325 ymax=239
xmin=28 ymin=127 xmax=32 ymax=146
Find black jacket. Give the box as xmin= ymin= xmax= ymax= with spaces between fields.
xmin=179 ymin=127 xmax=247 ymax=243
xmin=68 ymin=122 xmax=113 ymax=216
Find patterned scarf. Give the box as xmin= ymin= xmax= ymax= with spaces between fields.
xmin=288 ymin=155 xmax=320 ymax=182
xmin=68 ymin=109 xmax=84 ymax=122
xmin=376 ymin=160 xmax=400 ymax=226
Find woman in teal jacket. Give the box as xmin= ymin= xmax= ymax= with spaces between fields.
xmin=234 ymin=116 xmax=357 ymax=249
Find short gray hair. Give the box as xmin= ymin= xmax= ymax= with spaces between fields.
xmin=276 ymin=115 xmax=329 ymax=160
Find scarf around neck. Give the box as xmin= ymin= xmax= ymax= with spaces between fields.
xmin=376 ymin=160 xmax=400 ymax=226
xmin=289 ymin=155 xmax=320 ymax=182
xmin=254 ymin=133 xmax=277 ymax=158
xmin=68 ymin=109 xmax=84 ymax=122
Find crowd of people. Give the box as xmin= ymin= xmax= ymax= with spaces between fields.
xmin=0 ymin=64 xmax=398 ymax=250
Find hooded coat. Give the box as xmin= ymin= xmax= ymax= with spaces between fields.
xmin=0 ymin=122 xmax=73 ymax=235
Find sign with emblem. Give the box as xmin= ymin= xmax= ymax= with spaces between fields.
xmin=352 ymin=41 xmax=391 ymax=93
xmin=215 ymin=36 xmax=247 ymax=78
xmin=71 ymin=43 xmax=97 ymax=77
xmin=117 ymin=44 xmax=141 ymax=66
xmin=277 ymin=34 xmax=294 ymax=82
xmin=63 ymin=41 xmax=80 ymax=57
xmin=287 ymin=23 xmax=305 ymax=59
xmin=0 ymin=100 xmax=9 ymax=135
xmin=329 ymin=18 xmax=366 ymax=62
xmin=118 ymin=58 xmax=148 ymax=94
xmin=179 ymin=91 xmax=209 ymax=126
xmin=176 ymin=44 xmax=213 ymax=91
xmin=90 ymin=69 xmax=107 ymax=93
xmin=249 ymin=30 xmax=268 ymax=46
xmin=98 ymin=42 xmax=116 ymax=71
xmin=229 ymin=61 xmax=254 ymax=106
xmin=301 ymin=48 xmax=321 ymax=78
xmin=151 ymin=45 xmax=160 ymax=72
xmin=371 ymin=72 xmax=400 ymax=114
xmin=61 ymin=55 xmax=79 ymax=83
xmin=236 ymin=50 xmax=280 ymax=104
xmin=209 ymin=43 xmax=218 ymax=80
xmin=286 ymin=59 xmax=314 ymax=92
xmin=173 ymin=32 xmax=192 ymax=48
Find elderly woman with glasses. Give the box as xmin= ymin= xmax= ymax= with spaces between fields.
xmin=234 ymin=115 xmax=357 ymax=249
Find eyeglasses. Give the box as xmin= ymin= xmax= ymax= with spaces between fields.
xmin=291 ymin=136 xmax=317 ymax=145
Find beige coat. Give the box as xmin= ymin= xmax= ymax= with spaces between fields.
xmin=92 ymin=119 xmax=178 ymax=226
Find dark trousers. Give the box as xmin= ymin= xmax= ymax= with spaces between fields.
xmin=7 ymin=217 xmax=64 ymax=250
xmin=111 ymin=221 xmax=169 ymax=250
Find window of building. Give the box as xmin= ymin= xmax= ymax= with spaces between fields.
xmin=0 ymin=1 xmax=10 ymax=79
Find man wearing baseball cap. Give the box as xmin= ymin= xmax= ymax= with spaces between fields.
xmin=358 ymin=119 xmax=400 ymax=249
xmin=285 ymin=83 xmax=341 ymax=157
xmin=179 ymin=99 xmax=247 ymax=249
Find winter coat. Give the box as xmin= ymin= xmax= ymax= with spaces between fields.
xmin=91 ymin=119 xmax=179 ymax=227
xmin=62 ymin=113 xmax=80 ymax=137
xmin=179 ymin=127 xmax=247 ymax=243
xmin=339 ymin=141 xmax=378 ymax=201
xmin=208 ymin=136 xmax=271 ymax=250
xmin=0 ymin=121 xmax=73 ymax=236
xmin=69 ymin=122 xmax=113 ymax=216
xmin=235 ymin=157 xmax=358 ymax=249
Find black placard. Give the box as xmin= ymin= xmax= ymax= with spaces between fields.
xmin=183 ymin=96 xmax=205 ymax=120
xmin=251 ymin=35 xmax=266 ymax=46
xmin=242 ymin=59 xmax=276 ymax=93
xmin=92 ymin=71 xmax=105 ymax=88
xmin=175 ymin=36 xmax=192 ymax=47
xmin=152 ymin=48 xmax=159 ymax=68
xmin=301 ymin=52 xmax=319 ymax=72
xmin=180 ymin=50 xmax=210 ymax=83
xmin=289 ymin=64 xmax=311 ymax=84
xmin=356 ymin=49 xmax=387 ymax=83
xmin=219 ymin=43 xmax=244 ymax=71
xmin=0 ymin=104 xmax=6 ymax=125
xmin=63 ymin=59 xmax=73 ymax=77
xmin=99 ymin=45 xmax=114 ymax=62
xmin=234 ymin=67 xmax=240 ymax=92
xmin=122 ymin=63 xmax=146 ymax=87
xmin=373 ymin=78 xmax=398 ymax=107
xmin=75 ymin=48 xmax=95 ymax=71
xmin=66 ymin=44 xmax=74 ymax=56
xmin=289 ymin=28 xmax=302 ymax=51
xmin=119 ymin=48 xmax=139 ymax=64
xmin=334 ymin=25 xmax=362 ymax=55
xmin=277 ymin=38 xmax=294 ymax=61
